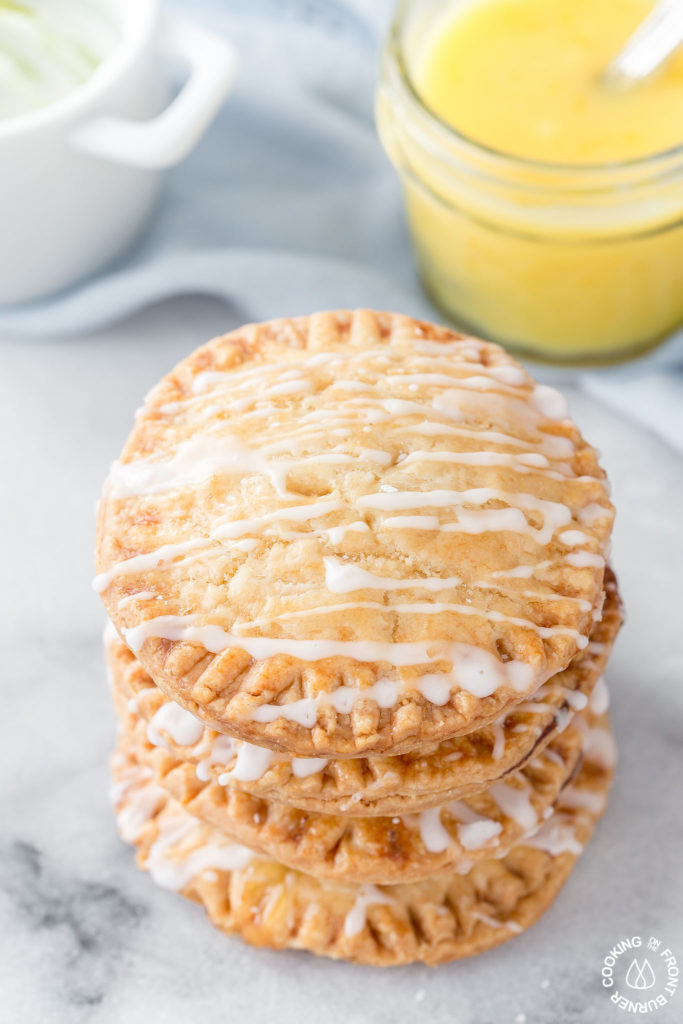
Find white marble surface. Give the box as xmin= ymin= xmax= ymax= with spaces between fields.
xmin=1 ymin=297 xmax=682 ymax=1024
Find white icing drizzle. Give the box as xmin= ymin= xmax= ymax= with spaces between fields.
xmin=323 ymin=521 xmax=370 ymax=544
xmin=145 ymin=815 xmax=254 ymax=892
xmin=246 ymin=585 xmax=591 ymax=629
xmin=578 ymin=502 xmax=611 ymax=526
xmin=343 ymin=885 xmax=393 ymax=937
xmin=532 ymin=384 xmax=569 ymax=420
xmin=213 ymin=744 xmax=328 ymax=784
xmin=257 ymin=375 xmax=314 ymax=399
xmin=117 ymin=590 xmax=156 ymax=608
xmin=114 ymin=778 xmax=165 ymax=843
xmin=588 ymin=677 xmax=610 ymax=714
xmin=218 ymin=742 xmax=276 ymax=783
xmin=581 ymin=726 xmax=617 ymax=769
xmin=106 ymin=433 xmax=286 ymax=499
xmin=457 ymin=819 xmax=503 ymax=850
xmin=554 ymin=707 xmax=573 ymax=733
xmin=490 ymin=720 xmax=506 ymax=760
xmin=94 ymin=499 xmax=344 ymax=593
xmin=412 ymin=800 xmax=503 ymax=854
xmin=470 ymin=910 xmax=523 ymax=933
xmin=449 ymin=803 xmax=503 ymax=850
xmin=488 ymin=781 xmax=538 ymax=834
xmin=291 ymin=757 xmax=329 ymax=778
xmin=416 ymin=807 xmax=452 ymax=853
xmin=189 ymin=729 xmax=329 ymax=784
xmin=330 ymin=379 xmax=374 ymax=392
xmin=323 ymin=557 xmax=462 ymax=593
xmin=557 ymin=784 xmax=606 ymax=815
xmin=232 ymin=538 xmax=259 ymax=553
xmin=103 ymin=346 xmax=599 ymax=535
xmin=382 ymin=515 xmax=441 ymax=531
xmin=107 ymin=423 xmax=397 ymax=503
xmin=525 ymin=816 xmax=583 ymax=856
xmin=103 ymin=618 xmax=120 ymax=647
xmin=557 ymin=530 xmax=593 ymax=546
xmin=415 ymin=674 xmax=455 ymax=705
xmin=197 ymin=735 xmax=237 ymax=781
xmin=518 ymin=590 xmax=592 ymax=613
xmin=146 ymin=702 xmax=204 ymax=749
xmin=405 ymin=418 xmax=575 ymax=460
xmin=489 ymin=365 xmax=527 ymax=386
xmin=565 ymin=690 xmax=588 ymax=711
xmin=208 ymin=735 xmax=237 ymax=763
xmin=357 ymin=488 xmax=572 ymax=545
xmin=126 ymin=347 xmax=591 ymax=572
xmin=274 ymin=592 xmax=587 ymax=649
xmin=123 ymin=616 xmax=537 ymax=707
xmin=135 ymin=686 xmax=331 ymax=783
xmin=102 ymin=339 xmax=611 ymax=725
xmin=113 ymin=752 xmax=261 ymax=889
xmin=212 ymin=499 xmax=344 ymax=539
xmin=250 ymin=679 xmax=402 ymax=727
xmin=94 ymin=539 xmax=207 ymax=593
xmin=491 ymin=561 xmax=552 ymax=579
xmin=109 ymin=770 xmax=145 ymax=808
xmin=566 ymin=551 xmax=606 ymax=569
xmin=397 ymin=448 xmax=557 ymax=475
xmin=385 ymin=370 xmax=525 ymax=392
xmin=541 ymin=746 xmax=565 ymax=768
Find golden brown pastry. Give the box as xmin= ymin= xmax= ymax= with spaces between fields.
xmin=106 ymin=569 xmax=619 ymax=815
xmin=95 ymin=311 xmax=613 ymax=756
xmin=111 ymin=724 xmax=613 ymax=966
xmin=116 ymin=692 xmax=592 ymax=883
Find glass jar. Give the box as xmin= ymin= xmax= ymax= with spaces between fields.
xmin=376 ymin=0 xmax=683 ymax=365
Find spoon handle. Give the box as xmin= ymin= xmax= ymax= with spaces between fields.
xmin=606 ymin=0 xmax=683 ymax=83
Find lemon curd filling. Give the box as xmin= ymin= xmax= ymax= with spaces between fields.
xmin=414 ymin=0 xmax=683 ymax=165
xmin=377 ymin=0 xmax=683 ymax=363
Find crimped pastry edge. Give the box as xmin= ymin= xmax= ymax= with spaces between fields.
xmin=106 ymin=570 xmax=621 ymax=813
xmin=110 ymin=729 xmax=613 ymax=966
xmin=97 ymin=310 xmax=614 ymax=756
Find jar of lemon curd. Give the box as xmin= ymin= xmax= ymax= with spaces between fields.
xmin=377 ymin=0 xmax=683 ymax=364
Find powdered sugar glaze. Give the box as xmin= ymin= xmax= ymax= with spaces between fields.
xmin=95 ymin=317 xmax=613 ymax=729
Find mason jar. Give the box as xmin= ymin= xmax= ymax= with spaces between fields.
xmin=376 ymin=0 xmax=683 ymax=364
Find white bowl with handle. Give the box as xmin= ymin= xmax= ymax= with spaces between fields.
xmin=0 ymin=0 xmax=236 ymax=305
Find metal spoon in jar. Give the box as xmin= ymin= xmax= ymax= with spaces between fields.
xmin=603 ymin=0 xmax=683 ymax=86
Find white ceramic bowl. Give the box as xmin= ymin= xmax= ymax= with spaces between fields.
xmin=0 ymin=0 xmax=236 ymax=305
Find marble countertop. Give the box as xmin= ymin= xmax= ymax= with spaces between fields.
xmin=1 ymin=297 xmax=682 ymax=1024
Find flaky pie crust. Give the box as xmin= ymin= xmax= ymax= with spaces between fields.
xmin=96 ymin=311 xmax=613 ymax=755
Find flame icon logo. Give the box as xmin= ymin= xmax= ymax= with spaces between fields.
xmin=625 ymin=958 xmax=657 ymax=990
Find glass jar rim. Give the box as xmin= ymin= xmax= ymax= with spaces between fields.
xmin=388 ymin=0 xmax=683 ymax=180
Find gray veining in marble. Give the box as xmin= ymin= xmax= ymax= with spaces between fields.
xmin=1 ymin=298 xmax=682 ymax=1024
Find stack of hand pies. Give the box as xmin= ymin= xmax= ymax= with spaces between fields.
xmin=95 ymin=310 xmax=621 ymax=966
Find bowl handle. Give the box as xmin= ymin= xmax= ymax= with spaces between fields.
xmin=70 ymin=13 xmax=237 ymax=168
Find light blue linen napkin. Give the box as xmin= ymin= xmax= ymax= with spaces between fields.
xmin=2 ymin=0 xmax=681 ymax=453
